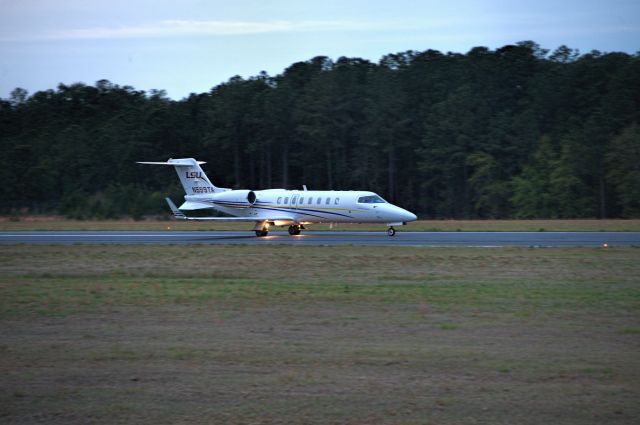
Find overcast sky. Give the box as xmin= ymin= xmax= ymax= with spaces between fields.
xmin=1 ymin=0 xmax=638 ymax=100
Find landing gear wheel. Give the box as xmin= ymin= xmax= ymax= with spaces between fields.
xmin=387 ymin=227 xmax=396 ymax=237
xmin=255 ymin=229 xmax=268 ymax=237
xmin=288 ymin=225 xmax=301 ymax=236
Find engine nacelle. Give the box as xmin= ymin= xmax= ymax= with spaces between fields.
xmin=210 ymin=189 xmax=257 ymax=206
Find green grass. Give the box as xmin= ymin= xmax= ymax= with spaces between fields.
xmin=439 ymin=323 xmax=461 ymax=330
xmin=4 ymin=275 xmax=637 ymax=319
xmin=619 ymin=326 xmax=640 ymax=334
xmin=1 ymin=244 xmax=639 ymax=424
xmin=1 ymin=245 xmax=638 ymax=318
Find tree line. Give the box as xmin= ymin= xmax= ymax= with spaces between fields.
xmin=1 ymin=41 xmax=639 ymax=219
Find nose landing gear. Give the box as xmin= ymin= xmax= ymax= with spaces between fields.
xmin=387 ymin=227 xmax=396 ymax=237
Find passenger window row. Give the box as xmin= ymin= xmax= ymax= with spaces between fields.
xmin=276 ymin=196 xmax=340 ymax=206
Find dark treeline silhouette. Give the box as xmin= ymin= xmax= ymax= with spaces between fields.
xmin=1 ymin=41 xmax=639 ymax=219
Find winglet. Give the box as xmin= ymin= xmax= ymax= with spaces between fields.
xmin=165 ymin=198 xmax=187 ymax=220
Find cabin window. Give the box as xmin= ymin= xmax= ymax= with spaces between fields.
xmin=317 ymin=197 xmax=322 ymax=204
xmin=334 ymin=198 xmax=339 ymax=205
xmin=299 ymin=197 xmax=304 ymax=205
xmin=308 ymin=197 xmax=313 ymax=205
xmin=325 ymin=197 xmax=331 ymax=205
xmin=284 ymin=197 xmax=289 ymax=204
xmin=277 ymin=197 xmax=282 ymax=204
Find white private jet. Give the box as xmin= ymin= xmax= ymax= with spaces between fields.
xmin=138 ymin=158 xmax=417 ymax=236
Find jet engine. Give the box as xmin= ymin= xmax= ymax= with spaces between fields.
xmin=210 ymin=189 xmax=257 ymax=206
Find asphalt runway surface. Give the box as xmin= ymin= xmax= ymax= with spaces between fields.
xmin=1 ymin=231 xmax=639 ymax=247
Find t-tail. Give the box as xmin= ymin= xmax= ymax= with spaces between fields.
xmin=137 ymin=158 xmax=223 ymax=195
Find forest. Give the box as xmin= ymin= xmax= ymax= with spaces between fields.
xmin=1 ymin=41 xmax=639 ymax=219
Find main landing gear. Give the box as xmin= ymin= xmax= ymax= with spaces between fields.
xmin=387 ymin=227 xmax=396 ymax=237
xmin=255 ymin=224 xmax=304 ymax=237
xmin=288 ymin=224 xmax=302 ymax=235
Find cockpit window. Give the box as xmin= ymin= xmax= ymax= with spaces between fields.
xmin=357 ymin=195 xmax=386 ymax=204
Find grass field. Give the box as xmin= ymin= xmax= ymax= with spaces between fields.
xmin=1 ymin=245 xmax=639 ymax=424
xmin=2 ymin=217 xmax=640 ymax=232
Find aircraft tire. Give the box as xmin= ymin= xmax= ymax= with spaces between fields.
xmin=255 ymin=229 xmax=268 ymax=237
xmin=387 ymin=227 xmax=396 ymax=237
xmin=288 ymin=225 xmax=301 ymax=236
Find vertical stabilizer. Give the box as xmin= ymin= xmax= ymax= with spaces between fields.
xmin=137 ymin=158 xmax=220 ymax=195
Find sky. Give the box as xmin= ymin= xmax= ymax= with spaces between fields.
xmin=1 ymin=0 xmax=639 ymax=100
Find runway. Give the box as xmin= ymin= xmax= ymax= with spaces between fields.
xmin=1 ymin=231 xmax=639 ymax=247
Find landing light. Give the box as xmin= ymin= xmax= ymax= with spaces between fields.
xmin=602 ymin=243 xmax=609 ymax=248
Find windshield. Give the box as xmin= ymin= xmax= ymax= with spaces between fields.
xmin=357 ymin=195 xmax=386 ymax=204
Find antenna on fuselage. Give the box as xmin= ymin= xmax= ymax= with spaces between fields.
xmin=302 ymin=185 xmax=308 ymax=191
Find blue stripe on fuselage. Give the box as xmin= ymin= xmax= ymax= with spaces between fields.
xmin=208 ymin=200 xmax=353 ymax=219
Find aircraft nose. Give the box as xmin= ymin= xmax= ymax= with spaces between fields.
xmin=403 ymin=210 xmax=417 ymax=222
xmin=390 ymin=206 xmax=417 ymax=222
xmin=386 ymin=205 xmax=418 ymax=223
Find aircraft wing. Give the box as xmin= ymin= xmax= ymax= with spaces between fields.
xmin=165 ymin=198 xmax=294 ymax=222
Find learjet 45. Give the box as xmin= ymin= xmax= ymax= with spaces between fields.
xmin=138 ymin=158 xmax=417 ymax=236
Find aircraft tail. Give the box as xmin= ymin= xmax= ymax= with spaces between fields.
xmin=137 ymin=158 xmax=221 ymax=195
